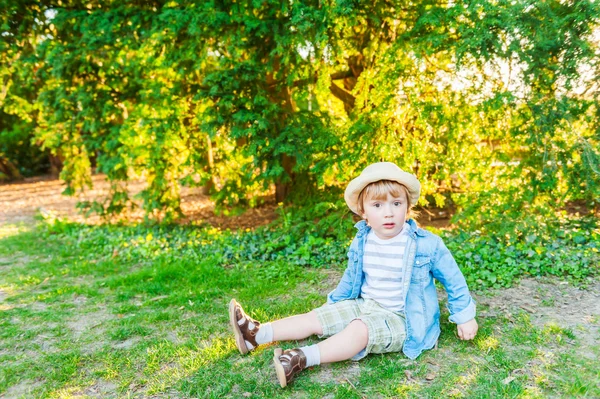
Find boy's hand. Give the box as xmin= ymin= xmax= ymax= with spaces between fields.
xmin=457 ymin=319 xmax=478 ymax=340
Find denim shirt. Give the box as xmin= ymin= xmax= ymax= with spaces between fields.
xmin=327 ymin=219 xmax=476 ymax=360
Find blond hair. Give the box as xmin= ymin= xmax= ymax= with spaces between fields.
xmin=357 ymin=180 xmax=413 ymax=217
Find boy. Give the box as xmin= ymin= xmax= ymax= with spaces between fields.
xmin=229 ymin=162 xmax=478 ymax=388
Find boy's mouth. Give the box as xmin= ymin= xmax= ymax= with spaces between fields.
xmin=383 ymin=223 xmax=395 ymax=228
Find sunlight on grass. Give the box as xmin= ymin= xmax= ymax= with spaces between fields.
xmin=476 ymin=335 xmax=500 ymax=353
xmin=524 ymin=348 xmax=557 ymax=396
xmin=145 ymin=338 xmax=234 ymax=395
xmin=0 ymin=224 xmax=33 ymax=239
xmin=534 ymin=372 xmax=550 ymax=389
xmin=534 ymin=348 xmax=557 ymax=367
xmin=195 ymin=338 xmax=234 ymax=366
xmin=444 ymin=387 xmax=465 ymax=398
xmin=518 ymin=386 xmax=545 ymax=399
xmin=458 ymin=367 xmax=479 ymax=394
xmin=516 ymin=313 xmax=534 ymax=328
xmin=440 ymin=366 xmax=480 ymax=398
xmin=395 ymin=383 xmax=418 ymax=398
xmin=47 ymin=385 xmax=86 ymax=399
xmin=0 ymin=285 xmax=15 ymax=297
xmin=542 ymin=323 xmax=575 ymax=342
xmin=18 ymin=274 xmax=42 ymax=286
xmin=456 ymin=367 xmax=479 ymax=386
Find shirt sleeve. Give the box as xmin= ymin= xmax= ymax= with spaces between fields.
xmin=430 ymin=237 xmax=476 ymax=324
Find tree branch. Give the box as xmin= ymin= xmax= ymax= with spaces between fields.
xmin=329 ymin=81 xmax=356 ymax=108
xmin=330 ymin=70 xmax=354 ymax=80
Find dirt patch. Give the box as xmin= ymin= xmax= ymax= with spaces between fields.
xmin=2 ymin=380 xmax=44 ymax=399
xmin=31 ymin=322 xmax=60 ymax=353
xmin=72 ymin=294 xmax=87 ymax=306
xmin=415 ymin=205 xmax=454 ymax=229
xmin=475 ymin=278 xmax=600 ymax=354
xmin=145 ymin=390 xmax=185 ymax=399
xmin=67 ymin=305 xmax=112 ymax=340
xmin=80 ymin=379 xmax=119 ymax=398
xmin=319 ymin=268 xmax=343 ymax=296
xmin=303 ymin=353 xmax=362 ymax=389
xmin=166 ymin=330 xmax=182 ymax=344
xmin=0 ymin=174 xmax=277 ymax=230
xmin=30 ymin=301 xmax=48 ymax=311
xmin=113 ymin=337 xmax=141 ymax=350
xmin=0 ymin=255 xmax=34 ymax=271
xmin=309 ymin=362 xmax=336 ymax=384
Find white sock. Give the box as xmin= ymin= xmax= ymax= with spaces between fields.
xmin=244 ymin=322 xmax=273 ymax=349
xmin=300 ymin=344 xmax=321 ymax=367
xmin=255 ymin=322 xmax=273 ymax=345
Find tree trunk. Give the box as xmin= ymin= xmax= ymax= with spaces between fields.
xmin=275 ymin=153 xmax=296 ymax=203
xmin=267 ymin=58 xmax=299 ymax=203
xmin=202 ymin=134 xmax=215 ymax=195
xmin=49 ymin=153 xmax=63 ymax=177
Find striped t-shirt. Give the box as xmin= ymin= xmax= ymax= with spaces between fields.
xmin=360 ymin=224 xmax=409 ymax=313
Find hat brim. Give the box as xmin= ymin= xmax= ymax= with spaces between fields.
xmin=344 ymin=169 xmax=420 ymax=215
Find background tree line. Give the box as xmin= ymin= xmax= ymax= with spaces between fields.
xmin=2 ymin=0 xmax=599 ymax=224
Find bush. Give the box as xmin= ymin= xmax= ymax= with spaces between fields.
xmin=39 ymin=202 xmax=599 ymax=290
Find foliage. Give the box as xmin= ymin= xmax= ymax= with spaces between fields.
xmin=0 ymin=1 xmax=51 ymax=179
xmin=39 ymin=205 xmax=352 ymax=271
xmin=37 ymin=203 xmax=600 ymax=291
xmin=1 ymin=1 xmax=599 ymax=222
xmin=0 ymin=117 xmax=49 ymax=180
xmin=446 ymin=213 xmax=600 ymax=289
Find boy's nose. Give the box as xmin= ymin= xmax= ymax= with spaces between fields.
xmin=384 ymin=204 xmax=394 ymax=216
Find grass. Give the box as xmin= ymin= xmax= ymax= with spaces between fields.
xmin=0 ymin=221 xmax=599 ymax=398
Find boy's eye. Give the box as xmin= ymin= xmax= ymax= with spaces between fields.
xmin=373 ymin=203 xmax=381 ymax=208
xmin=394 ymin=201 xmax=401 ymax=206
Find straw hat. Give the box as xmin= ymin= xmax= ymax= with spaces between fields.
xmin=344 ymin=162 xmax=421 ymax=214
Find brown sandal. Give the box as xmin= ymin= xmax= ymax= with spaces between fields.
xmin=273 ymin=348 xmax=307 ymax=388
xmin=229 ymin=299 xmax=261 ymax=355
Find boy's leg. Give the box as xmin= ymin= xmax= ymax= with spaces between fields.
xmin=273 ymin=319 xmax=368 ymax=388
xmin=230 ymin=299 xmax=323 ymax=355
xmin=271 ymin=311 xmax=323 ymax=341
xmin=317 ymin=319 xmax=368 ymax=363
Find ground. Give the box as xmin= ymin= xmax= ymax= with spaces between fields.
xmin=0 ymin=175 xmax=599 ymax=398
xmin=0 ymin=174 xmax=277 ymax=229
xmin=475 ymin=278 xmax=600 ymax=358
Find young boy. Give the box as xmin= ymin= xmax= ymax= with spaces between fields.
xmin=229 ymin=162 xmax=478 ymax=388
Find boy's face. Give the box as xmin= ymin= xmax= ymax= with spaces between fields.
xmin=361 ymin=191 xmax=408 ymax=240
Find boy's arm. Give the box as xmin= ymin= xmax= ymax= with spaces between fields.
xmin=326 ymin=266 xmax=354 ymax=304
xmin=457 ymin=319 xmax=478 ymax=340
xmin=430 ymin=238 xmax=477 ymax=327
xmin=326 ymin=238 xmax=359 ymax=304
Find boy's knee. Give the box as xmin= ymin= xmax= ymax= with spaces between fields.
xmin=307 ymin=311 xmax=324 ymax=335
xmin=349 ymin=319 xmax=369 ymax=341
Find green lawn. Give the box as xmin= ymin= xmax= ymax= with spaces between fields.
xmin=0 ymin=221 xmax=599 ymax=398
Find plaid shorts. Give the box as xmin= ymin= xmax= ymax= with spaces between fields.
xmin=314 ymin=298 xmax=406 ymax=360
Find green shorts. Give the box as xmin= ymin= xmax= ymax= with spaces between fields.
xmin=314 ymin=298 xmax=406 ymax=360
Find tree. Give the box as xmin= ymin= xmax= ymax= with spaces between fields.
xmin=0 ymin=1 xmax=52 ymax=180
xmin=1 ymin=0 xmax=598 ymax=222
